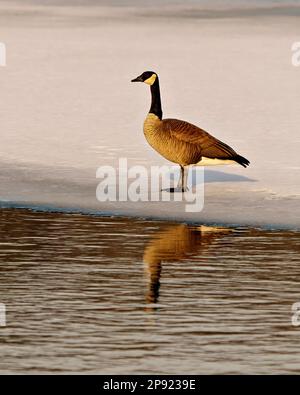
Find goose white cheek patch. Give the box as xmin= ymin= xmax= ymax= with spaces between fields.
xmin=144 ymin=73 xmax=157 ymax=85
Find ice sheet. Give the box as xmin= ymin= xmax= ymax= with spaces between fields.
xmin=0 ymin=1 xmax=299 ymax=228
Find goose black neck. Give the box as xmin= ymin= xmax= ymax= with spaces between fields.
xmin=149 ymin=78 xmax=163 ymax=120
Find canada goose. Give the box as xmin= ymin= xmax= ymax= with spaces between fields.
xmin=131 ymin=71 xmax=250 ymax=192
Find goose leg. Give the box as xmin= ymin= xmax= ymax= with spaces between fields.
xmin=179 ymin=165 xmax=188 ymax=192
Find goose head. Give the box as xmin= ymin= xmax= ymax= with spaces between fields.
xmin=131 ymin=71 xmax=158 ymax=85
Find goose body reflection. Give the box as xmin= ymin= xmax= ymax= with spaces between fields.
xmin=143 ymin=224 xmax=231 ymax=307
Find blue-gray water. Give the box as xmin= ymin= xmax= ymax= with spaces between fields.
xmin=0 ymin=208 xmax=300 ymax=374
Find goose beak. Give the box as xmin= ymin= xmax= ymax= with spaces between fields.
xmin=131 ymin=75 xmax=143 ymax=82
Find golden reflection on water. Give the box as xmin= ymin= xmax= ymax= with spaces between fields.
xmin=143 ymin=225 xmax=231 ymax=309
xmin=1 ymin=208 xmax=300 ymax=374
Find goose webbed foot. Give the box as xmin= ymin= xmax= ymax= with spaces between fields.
xmin=160 ymin=186 xmax=189 ymax=193
xmin=160 ymin=187 xmax=177 ymax=193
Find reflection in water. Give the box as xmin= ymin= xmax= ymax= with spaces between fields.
xmin=143 ymin=225 xmax=231 ymax=307
xmin=0 ymin=208 xmax=300 ymax=374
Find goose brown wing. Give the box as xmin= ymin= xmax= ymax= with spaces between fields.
xmin=161 ymin=118 xmax=249 ymax=167
xmin=162 ymin=118 xmax=212 ymax=145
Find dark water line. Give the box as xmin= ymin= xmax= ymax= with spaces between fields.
xmin=0 ymin=200 xmax=299 ymax=231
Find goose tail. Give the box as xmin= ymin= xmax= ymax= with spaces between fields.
xmin=234 ymin=155 xmax=250 ymax=168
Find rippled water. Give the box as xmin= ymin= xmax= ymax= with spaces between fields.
xmin=0 ymin=208 xmax=300 ymax=374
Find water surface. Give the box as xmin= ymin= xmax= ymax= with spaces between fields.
xmin=0 ymin=208 xmax=300 ymax=374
